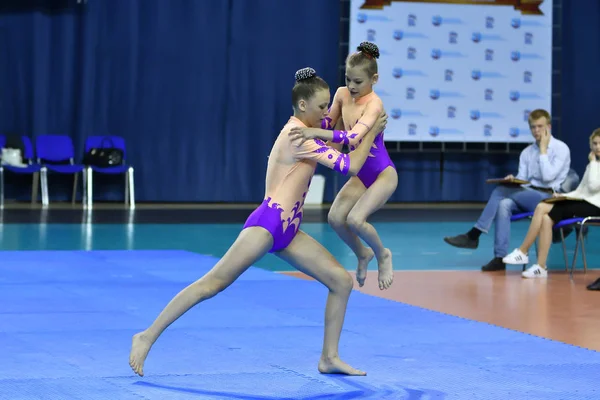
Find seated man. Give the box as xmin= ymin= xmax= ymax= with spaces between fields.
xmin=502 ymin=127 xmax=600 ymax=278
xmin=443 ymin=109 xmax=571 ymax=271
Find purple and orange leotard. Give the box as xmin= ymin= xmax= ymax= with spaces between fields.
xmin=243 ymin=116 xmax=352 ymax=252
xmin=321 ymin=88 xmax=395 ymax=188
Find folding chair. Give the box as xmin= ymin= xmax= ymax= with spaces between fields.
xmin=35 ymin=135 xmax=85 ymax=204
xmin=0 ymin=135 xmax=46 ymax=207
xmin=511 ymin=212 xmax=534 ymax=222
xmin=553 ymin=216 xmax=600 ymax=277
xmin=83 ymin=136 xmax=134 ymax=209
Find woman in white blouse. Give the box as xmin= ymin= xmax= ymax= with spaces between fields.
xmin=502 ymin=128 xmax=600 ymax=278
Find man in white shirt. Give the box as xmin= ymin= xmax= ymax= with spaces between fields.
xmin=502 ymin=128 xmax=600 ymax=278
xmin=443 ymin=109 xmax=572 ymax=271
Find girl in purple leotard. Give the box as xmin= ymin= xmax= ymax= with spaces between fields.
xmin=129 ymin=68 xmax=388 ymax=378
xmin=289 ymin=42 xmax=397 ymax=291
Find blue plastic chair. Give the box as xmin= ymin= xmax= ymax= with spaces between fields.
xmin=511 ymin=212 xmax=534 ymax=222
xmin=83 ymin=136 xmax=135 ymax=208
xmin=35 ymin=135 xmax=85 ymax=204
xmin=0 ymin=135 xmax=45 ymax=207
xmin=554 ymin=216 xmax=600 ymax=277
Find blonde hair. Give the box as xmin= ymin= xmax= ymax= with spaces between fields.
xmin=591 ymin=128 xmax=600 ymax=142
xmin=346 ymin=42 xmax=379 ymax=77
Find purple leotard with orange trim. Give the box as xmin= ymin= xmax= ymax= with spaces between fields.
xmin=243 ymin=117 xmax=351 ymax=253
xmin=243 ymin=196 xmax=304 ymax=253
xmin=322 ymin=89 xmax=396 ymax=188
xmin=356 ymin=133 xmax=395 ymax=188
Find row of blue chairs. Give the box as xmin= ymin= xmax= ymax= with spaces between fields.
xmin=0 ymin=135 xmax=134 ymax=208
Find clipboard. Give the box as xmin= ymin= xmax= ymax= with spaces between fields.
xmin=542 ymin=196 xmax=582 ymax=204
xmin=485 ymin=178 xmax=530 ymax=185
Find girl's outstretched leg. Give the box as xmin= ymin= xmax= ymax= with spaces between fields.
xmin=327 ymin=177 xmax=373 ymax=287
xmin=347 ymin=166 xmax=397 ymax=290
xmin=129 ymin=227 xmax=273 ymax=376
xmin=276 ymin=230 xmax=366 ymax=376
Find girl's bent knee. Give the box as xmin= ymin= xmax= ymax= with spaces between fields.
xmin=346 ymin=213 xmax=365 ymax=232
xmin=328 ymin=210 xmax=346 ymax=229
xmin=331 ymin=270 xmax=353 ymax=294
xmin=536 ymin=202 xmax=549 ymax=213
xmin=498 ymin=198 xmax=513 ymax=211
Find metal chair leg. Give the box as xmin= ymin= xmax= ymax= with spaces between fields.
xmin=31 ymin=172 xmax=39 ymax=204
xmin=86 ymin=167 xmax=93 ymax=208
xmin=71 ymin=172 xmax=79 ymax=204
xmin=82 ymin=167 xmax=87 ymax=207
xmin=128 ymin=167 xmax=135 ymax=209
xmin=560 ymin=227 xmax=568 ymax=272
xmin=124 ymin=171 xmax=129 ymax=205
xmin=580 ymin=223 xmax=588 ymax=274
xmin=41 ymin=167 xmax=49 ymax=207
xmin=569 ymin=229 xmax=582 ymax=279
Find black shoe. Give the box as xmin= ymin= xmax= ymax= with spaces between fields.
xmin=587 ymin=278 xmax=600 ymax=291
xmin=481 ymin=257 xmax=506 ymax=272
xmin=444 ymin=234 xmax=478 ymax=249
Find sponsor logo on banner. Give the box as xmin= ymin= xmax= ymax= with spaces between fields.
xmin=484 ymin=124 xmax=493 ymax=137
xmin=408 ymin=123 xmax=417 ymax=135
xmin=447 ymin=106 xmax=456 ymax=119
xmin=444 ymin=69 xmax=453 ymax=81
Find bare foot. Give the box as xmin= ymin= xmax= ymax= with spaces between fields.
xmin=318 ymin=356 xmax=366 ymax=376
xmin=377 ymin=248 xmax=393 ymax=290
xmin=129 ymin=331 xmax=153 ymax=377
xmin=355 ymin=248 xmax=374 ymax=287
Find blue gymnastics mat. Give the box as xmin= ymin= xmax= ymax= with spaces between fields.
xmin=0 ymin=250 xmax=599 ymax=399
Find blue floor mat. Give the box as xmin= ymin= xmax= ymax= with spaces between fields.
xmin=0 ymin=250 xmax=599 ymax=399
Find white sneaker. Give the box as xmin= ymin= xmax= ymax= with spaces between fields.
xmin=522 ymin=264 xmax=548 ymax=279
xmin=503 ymin=248 xmax=529 ymax=265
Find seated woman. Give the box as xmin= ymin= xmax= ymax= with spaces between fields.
xmin=503 ymin=128 xmax=600 ymax=278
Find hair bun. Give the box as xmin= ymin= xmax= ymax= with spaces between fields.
xmin=295 ymin=67 xmax=317 ymax=82
xmin=357 ymin=41 xmax=380 ymax=59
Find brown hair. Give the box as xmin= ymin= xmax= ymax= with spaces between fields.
xmin=291 ymin=67 xmax=329 ymax=110
xmin=528 ymin=109 xmax=551 ymax=124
